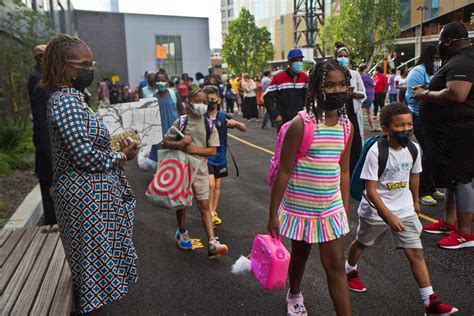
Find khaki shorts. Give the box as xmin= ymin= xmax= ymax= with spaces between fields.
xmin=192 ymin=165 xmax=209 ymax=201
xmin=356 ymin=215 xmax=423 ymax=249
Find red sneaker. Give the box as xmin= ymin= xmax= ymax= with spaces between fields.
xmin=424 ymin=293 xmax=458 ymax=315
xmin=423 ymin=220 xmax=456 ymax=234
xmin=438 ymin=232 xmax=474 ymax=249
xmin=347 ymin=270 xmax=367 ymax=292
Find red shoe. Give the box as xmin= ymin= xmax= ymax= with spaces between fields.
xmin=347 ymin=270 xmax=367 ymax=292
xmin=424 ymin=293 xmax=458 ymax=315
xmin=438 ymin=232 xmax=474 ymax=249
xmin=423 ymin=220 xmax=456 ymax=234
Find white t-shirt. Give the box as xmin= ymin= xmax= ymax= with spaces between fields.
xmin=358 ymin=142 xmax=422 ymax=221
xmin=395 ymin=75 xmax=407 ymax=89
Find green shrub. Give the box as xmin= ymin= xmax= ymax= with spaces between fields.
xmin=0 ymin=121 xmax=24 ymax=150
xmin=0 ymin=118 xmax=34 ymax=177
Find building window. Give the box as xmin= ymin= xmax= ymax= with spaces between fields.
xmin=221 ymin=0 xmax=226 ymax=6
xmin=228 ymin=8 xmax=234 ymax=17
xmin=222 ymin=9 xmax=227 ymax=18
xmin=431 ymin=0 xmax=439 ymax=18
xmin=58 ymin=1 xmax=66 ymax=33
xmin=281 ymin=15 xmax=285 ymax=59
xmin=155 ymin=35 xmax=183 ymax=76
xmin=228 ymin=0 xmax=233 ymax=5
xmin=399 ymin=0 xmax=411 ymax=30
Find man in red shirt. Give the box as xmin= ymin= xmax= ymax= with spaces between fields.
xmin=264 ymin=48 xmax=308 ymax=131
xmin=372 ymin=66 xmax=388 ymax=118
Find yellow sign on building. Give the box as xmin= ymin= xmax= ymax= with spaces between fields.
xmin=155 ymin=45 xmax=167 ymax=59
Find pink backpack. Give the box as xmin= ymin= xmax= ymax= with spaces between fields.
xmin=250 ymin=234 xmax=290 ymax=290
xmin=268 ymin=110 xmax=350 ymax=188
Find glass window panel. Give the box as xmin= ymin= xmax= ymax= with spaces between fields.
xmin=155 ymin=35 xmax=183 ymax=77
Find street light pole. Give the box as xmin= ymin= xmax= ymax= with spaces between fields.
xmin=416 ymin=5 xmax=428 ymax=58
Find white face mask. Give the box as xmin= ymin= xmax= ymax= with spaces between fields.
xmin=192 ymin=103 xmax=208 ymax=115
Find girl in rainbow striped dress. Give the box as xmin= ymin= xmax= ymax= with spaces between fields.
xmin=267 ymin=60 xmax=354 ymax=316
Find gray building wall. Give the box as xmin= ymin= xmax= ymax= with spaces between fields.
xmin=124 ymin=14 xmax=211 ymax=87
xmin=75 ymin=10 xmax=129 ymax=84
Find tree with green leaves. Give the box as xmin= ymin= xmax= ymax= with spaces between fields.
xmin=320 ymin=0 xmax=400 ymax=68
xmin=0 ymin=0 xmax=55 ymax=118
xmin=222 ymin=8 xmax=274 ymax=76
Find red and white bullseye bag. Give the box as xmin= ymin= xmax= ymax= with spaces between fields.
xmin=145 ymin=149 xmax=200 ymax=210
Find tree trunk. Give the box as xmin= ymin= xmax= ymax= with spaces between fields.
xmin=367 ymin=44 xmax=382 ymax=69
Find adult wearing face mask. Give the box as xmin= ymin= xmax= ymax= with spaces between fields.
xmin=41 ymin=34 xmax=138 ymax=314
xmin=241 ymin=73 xmax=259 ymax=121
xmin=27 ymin=44 xmax=57 ymax=225
xmin=406 ymin=44 xmax=444 ymax=207
xmin=264 ymin=48 xmax=308 ymax=131
xmin=335 ymin=42 xmax=366 ymax=175
xmin=413 ymin=22 xmax=474 ymax=249
xmin=148 ymin=73 xmax=185 ymax=162
xmin=142 ymin=71 xmax=157 ymax=98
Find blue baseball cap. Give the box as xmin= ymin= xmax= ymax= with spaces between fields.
xmin=287 ymin=48 xmax=304 ymax=61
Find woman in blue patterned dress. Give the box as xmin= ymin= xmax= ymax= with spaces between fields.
xmin=41 ymin=34 xmax=138 ymax=315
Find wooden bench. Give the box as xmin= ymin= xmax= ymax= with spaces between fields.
xmin=0 ymin=225 xmax=73 ymax=315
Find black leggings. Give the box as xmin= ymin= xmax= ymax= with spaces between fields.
xmin=373 ymin=93 xmax=385 ymax=116
xmin=413 ymin=115 xmax=436 ymax=196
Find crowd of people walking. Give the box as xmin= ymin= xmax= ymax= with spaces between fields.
xmin=25 ymin=20 xmax=472 ymax=316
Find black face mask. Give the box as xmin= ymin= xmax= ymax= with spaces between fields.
xmin=321 ymin=92 xmax=347 ymax=111
xmin=71 ymin=68 xmax=94 ymax=91
xmin=207 ymin=101 xmax=218 ymax=111
xmin=391 ymin=129 xmax=413 ymax=148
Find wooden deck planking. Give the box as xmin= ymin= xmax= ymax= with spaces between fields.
xmin=48 ymin=260 xmax=73 ymax=316
xmin=29 ymin=240 xmax=67 ymax=316
xmin=0 ymin=228 xmax=26 ymax=268
xmin=0 ymin=227 xmax=38 ymax=295
xmin=11 ymin=227 xmax=60 ymax=315
xmin=0 ymin=227 xmax=47 ymax=315
xmin=0 ymin=229 xmax=13 ymax=247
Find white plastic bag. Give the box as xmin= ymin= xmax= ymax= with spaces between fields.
xmin=137 ymin=146 xmax=157 ymax=171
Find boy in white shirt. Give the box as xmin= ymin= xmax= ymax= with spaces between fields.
xmin=345 ymin=103 xmax=457 ymax=315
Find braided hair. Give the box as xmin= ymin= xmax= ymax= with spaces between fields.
xmin=41 ymin=33 xmax=86 ymax=92
xmin=305 ymin=59 xmax=351 ymax=111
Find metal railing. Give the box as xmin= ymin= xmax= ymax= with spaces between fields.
xmin=368 ymin=55 xmax=419 ymax=75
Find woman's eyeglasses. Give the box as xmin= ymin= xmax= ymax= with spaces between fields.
xmin=68 ymin=60 xmax=96 ymax=70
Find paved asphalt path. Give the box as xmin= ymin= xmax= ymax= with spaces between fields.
xmin=103 ymin=115 xmax=473 ymax=315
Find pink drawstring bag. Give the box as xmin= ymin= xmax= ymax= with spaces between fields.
xmin=250 ymin=234 xmax=291 ymax=290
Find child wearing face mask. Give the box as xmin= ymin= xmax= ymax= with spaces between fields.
xmin=345 ymin=102 xmax=458 ymax=316
xmin=162 ymin=89 xmax=229 ymax=259
xmin=267 ymin=60 xmax=354 ymax=315
xmin=202 ymin=85 xmax=247 ymax=227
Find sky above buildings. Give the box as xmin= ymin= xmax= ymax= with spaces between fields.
xmin=72 ymin=0 xmax=222 ymax=48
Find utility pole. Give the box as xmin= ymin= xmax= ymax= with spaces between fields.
xmin=415 ymin=5 xmax=428 ymax=58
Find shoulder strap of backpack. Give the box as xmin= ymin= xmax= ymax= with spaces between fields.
xmin=176 ymin=115 xmax=188 ymax=140
xmin=377 ymin=137 xmax=389 ymax=179
xmin=406 ymin=141 xmax=419 ymax=172
xmin=296 ymin=110 xmax=315 ymax=159
xmin=203 ymin=115 xmax=213 ymax=146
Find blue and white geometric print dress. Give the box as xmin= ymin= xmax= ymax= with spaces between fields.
xmin=47 ymin=88 xmax=138 ymax=313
